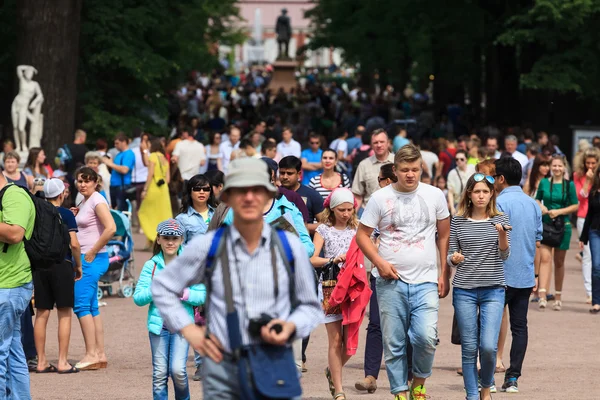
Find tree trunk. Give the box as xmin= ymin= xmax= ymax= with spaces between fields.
xmin=15 ymin=0 xmax=82 ymax=160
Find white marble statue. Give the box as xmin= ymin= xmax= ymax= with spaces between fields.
xmin=11 ymin=65 xmax=44 ymax=152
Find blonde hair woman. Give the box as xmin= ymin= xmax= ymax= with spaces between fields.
xmin=535 ymin=155 xmax=579 ymax=310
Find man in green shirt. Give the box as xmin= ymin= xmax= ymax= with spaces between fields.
xmin=0 ymin=172 xmax=36 ymax=399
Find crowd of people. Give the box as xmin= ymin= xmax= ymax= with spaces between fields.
xmin=0 ymin=71 xmax=598 ymax=400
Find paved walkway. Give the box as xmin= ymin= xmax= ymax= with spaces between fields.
xmin=30 ymin=234 xmax=600 ymax=399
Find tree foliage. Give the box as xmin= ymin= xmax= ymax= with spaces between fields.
xmin=307 ymin=0 xmax=600 ymax=126
xmin=78 ymin=0 xmax=244 ymax=138
xmin=0 ymin=0 xmax=244 ymax=150
xmin=498 ymin=0 xmax=600 ymax=97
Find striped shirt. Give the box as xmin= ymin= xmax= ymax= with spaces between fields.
xmin=308 ymin=172 xmax=351 ymax=200
xmin=448 ymin=214 xmax=511 ymax=289
xmin=151 ymin=223 xmax=323 ymax=353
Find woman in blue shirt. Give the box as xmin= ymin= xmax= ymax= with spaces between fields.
xmin=174 ymin=174 xmax=216 ymax=381
xmin=176 ymin=174 xmax=216 ymax=245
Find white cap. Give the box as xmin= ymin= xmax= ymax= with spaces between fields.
xmin=43 ymin=178 xmax=66 ymax=199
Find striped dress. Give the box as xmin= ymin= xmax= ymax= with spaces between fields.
xmin=308 ymin=172 xmax=351 ymax=201
xmin=448 ymin=214 xmax=511 ymax=289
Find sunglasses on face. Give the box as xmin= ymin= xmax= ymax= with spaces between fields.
xmin=378 ymin=176 xmax=388 ymax=182
xmin=473 ymin=173 xmax=495 ymax=184
xmin=455 ymin=157 xmax=466 ymax=162
xmin=310 ymin=141 xmax=320 ymax=145
xmin=192 ymin=186 xmax=211 ymax=192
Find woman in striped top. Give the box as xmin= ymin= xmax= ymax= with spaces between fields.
xmin=309 ymin=149 xmax=351 ymax=200
xmin=448 ymin=173 xmax=511 ymax=400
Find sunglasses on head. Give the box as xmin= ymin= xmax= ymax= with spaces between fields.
xmin=473 ymin=173 xmax=495 ymax=184
xmin=192 ymin=186 xmax=211 ymax=192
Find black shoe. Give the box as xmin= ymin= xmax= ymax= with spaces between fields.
xmin=501 ymin=377 xmax=519 ymax=393
xmin=192 ymin=366 xmax=202 ymax=381
xmin=27 ymin=357 xmax=38 ymax=372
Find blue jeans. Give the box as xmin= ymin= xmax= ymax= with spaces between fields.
xmin=587 ymin=230 xmax=600 ymax=306
xmin=0 ymin=281 xmax=34 ymax=400
xmin=74 ymin=252 xmax=109 ymax=318
xmin=149 ymin=328 xmax=190 ymax=400
xmin=376 ymin=278 xmax=439 ymax=394
xmin=453 ymin=287 xmax=505 ymax=400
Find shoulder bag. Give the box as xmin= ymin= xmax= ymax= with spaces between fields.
xmin=541 ymin=179 xmax=566 ymax=248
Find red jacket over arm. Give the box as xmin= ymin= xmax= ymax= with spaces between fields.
xmin=329 ymin=237 xmax=372 ymax=355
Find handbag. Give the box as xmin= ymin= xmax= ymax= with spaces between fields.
xmin=541 ymin=217 xmax=565 ymax=248
xmin=207 ymin=227 xmax=302 ymax=400
xmin=540 ymin=179 xmax=566 ymax=248
xmin=321 ymin=260 xmax=341 ymax=316
xmin=154 ymin=153 xmax=166 ymax=187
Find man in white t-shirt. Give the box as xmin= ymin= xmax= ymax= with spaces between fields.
xmin=276 ymin=127 xmax=301 ymax=158
xmin=356 ymin=144 xmax=450 ymax=400
xmin=172 ymin=128 xmax=206 ymax=182
xmin=420 ymin=141 xmax=441 ymax=179
xmin=219 ymin=126 xmax=241 ymax=173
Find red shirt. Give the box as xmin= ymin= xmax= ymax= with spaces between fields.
xmin=574 ymin=172 xmax=591 ymax=218
xmin=439 ymin=147 xmax=457 ymax=177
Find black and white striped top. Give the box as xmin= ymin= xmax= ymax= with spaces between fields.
xmin=308 ymin=172 xmax=351 ymax=200
xmin=448 ymin=214 xmax=511 ymax=289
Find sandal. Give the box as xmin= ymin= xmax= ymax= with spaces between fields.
xmin=334 ymin=393 xmax=346 ymax=400
xmin=538 ymin=289 xmax=547 ymax=310
xmin=57 ymin=365 xmax=79 ymax=374
xmin=590 ymin=306 xmax=600 ymax=314
xmin=36 ymin=364 xmax=57 ymax=373
xmin=324 ymin=367 xmax=335 ymax=397
xmin=553 ymin=291 xmax=562 ymax=311
xmin=552 ymin=300 xmax=562 ymax=311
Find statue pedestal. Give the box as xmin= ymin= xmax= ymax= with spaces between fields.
xmin=270 ymin=60 xmax=297 ymax=93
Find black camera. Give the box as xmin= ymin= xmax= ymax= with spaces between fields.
xmin=248 ymin=313 xmax=282 ymax=338
xmin=156 ymin=179 xmax=165 ymax=187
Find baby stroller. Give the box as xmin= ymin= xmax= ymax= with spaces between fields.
xmin=98 ymin=201 xmax=136 ymax=300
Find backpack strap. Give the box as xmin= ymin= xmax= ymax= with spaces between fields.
xmin=202 ymin=226 xmax=227 ymax=344
xmin=206 ymin=226 xmax=226 ymax=274
xmin=273 ymin=229 xmax=298 ymax=309
xmin=275 ymin=229 xmax=295 ymax=273
xmin=0 ymin=184 xmax=18 ymax=253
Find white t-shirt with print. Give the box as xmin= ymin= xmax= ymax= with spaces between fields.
xmin=360 ymin=183 xmax=449 ymax=284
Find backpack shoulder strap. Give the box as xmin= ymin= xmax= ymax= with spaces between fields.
xmin=275 ymin=229 xmax=295 ymax=273
xmin=0 ymin=183 xmax=18 ymax=212
xmin=273 ymin=228 xmax=299 ymax=309
xmin=0 ymin=184 xmax=24 ymax=253
xmin=206 ymin=226 xmax=226 ymax=275
xmin=151 ymin=261 xmax=158 ymax=279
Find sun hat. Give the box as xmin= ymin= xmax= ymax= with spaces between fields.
xmin=221 ymin=158 xmax=277 ymax=200
xmin=43 ymin=178 xmax=66 ymax=199
xmin=324 ymin=188 xmax=357 ymax=209
xmin=156 ymin=219 xmax=184 ymax=237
